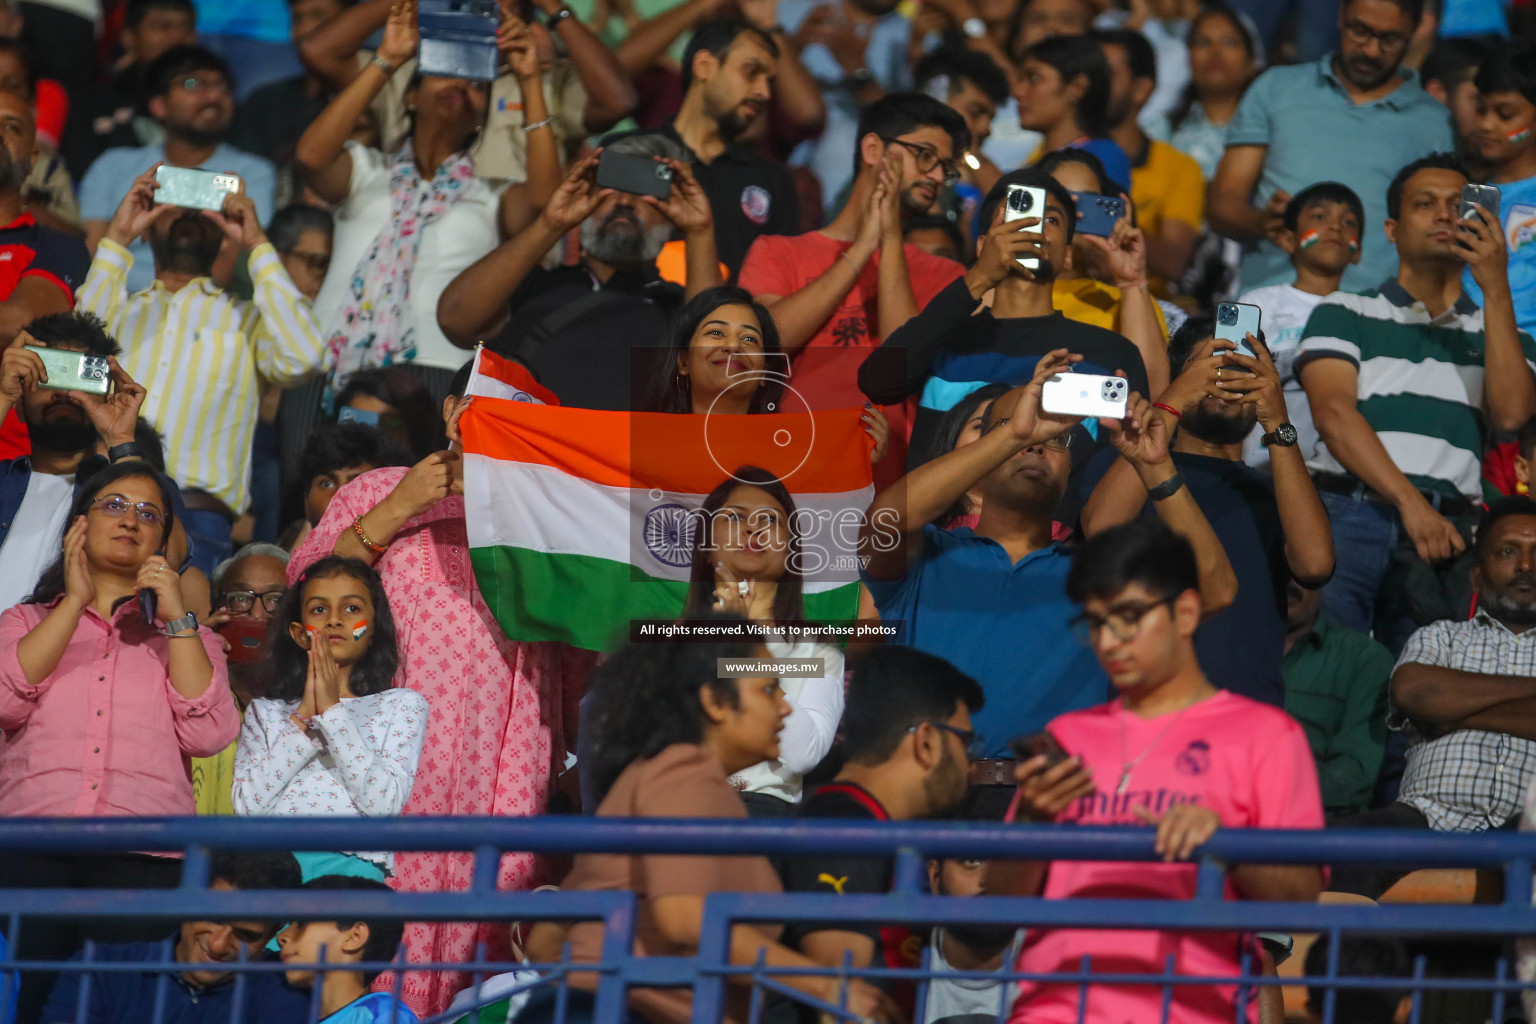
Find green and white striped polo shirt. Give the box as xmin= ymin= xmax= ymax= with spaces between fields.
xmin=1295 ymin=279 xmax=1536 ymax=500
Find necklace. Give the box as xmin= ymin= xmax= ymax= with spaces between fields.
xmin=1115 ymin=687 xmax=1208 ymax=796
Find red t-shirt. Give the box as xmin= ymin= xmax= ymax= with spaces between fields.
xmin=0 ymin=212 xmax=91 ymax=459
xmin=737 ymin=232 xmax=964 ymax=487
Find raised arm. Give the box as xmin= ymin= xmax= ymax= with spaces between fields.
xmin=1460 ymin=202 xmax=1536 ymax=432
xmin=612 ymin=0 xmax=722 ymax=76
xmin=1080 ymin=207 xmax=1168 ymax=396
xmin=859 ymin=351 xmax=1083 ymax=580
xmin=530 ymin=0 xmax=635 ymax=131
xmin=295 ymin=0 xmax=419 ymax=203
xmin=297 ymin=0 xmax=392 ymax=92
xmin=496 ymin=12 xmax=562 ymax=237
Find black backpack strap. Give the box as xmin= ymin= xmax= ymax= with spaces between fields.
xmin=513 ymin=288 xmax=637 ymax=366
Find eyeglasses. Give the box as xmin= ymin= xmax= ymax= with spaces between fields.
xmin=910 ymin=720 xmax=983 ymax=759
xmin=88 ymin=495 xmax=165 ymax=528
xmin=220 ymin=590 xmax=285 ymax=614
xmin=179 ymin=74 xmax=230 ymax=94
xmin=880 ymin=137 xmax=962 ymax=187
xmin=284 ymin=250 xmax=331 ymax=276
xmin=1069 ymin=595 xmax=1177 ymax=647
xmin=1340 ymin=19 xmax=1409 ymax=50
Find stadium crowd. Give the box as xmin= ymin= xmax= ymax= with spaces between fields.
xmin=0 ymin=0 xmax=1534 ymax=1020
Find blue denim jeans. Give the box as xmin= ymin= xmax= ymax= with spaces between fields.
xmin=1317 ymin=491 xmax=1399 ymax=641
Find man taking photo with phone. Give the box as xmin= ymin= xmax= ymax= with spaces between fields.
xmin=1298 ymin=152 xmax=1536 ymax=655
xmin=437 ymin=133 xmax=722 ymax=411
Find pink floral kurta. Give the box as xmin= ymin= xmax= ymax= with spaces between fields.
xmin=290 ymin=466 xmax=594 ymax=1015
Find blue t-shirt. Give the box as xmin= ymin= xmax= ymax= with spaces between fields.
xmin=863 ymin=527 xmax=1108 ymax=757
xmin=41 ymin=938 xmax=311 ymax=1024
xmin=1463 ymin=173 xmax=1536 ymax=337
xmin=78 ymin=144 xmax=277 ymax=293
xmin=321 ymin=992 xmax=419 ymax=1024
xmin=1225 ymin=57 xmax=1454 ymax=293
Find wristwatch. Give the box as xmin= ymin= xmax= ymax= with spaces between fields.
xmin=1261 ymin=423 xmax=1299 ymax=448
xmin=546 ymin=5 xmax=574 ymax=28
xmin=162 ymin=612 xmax=198 ymax=636
xmin=844 ymin=67 xmax=875 ymax=89
xmin=962 ymin=16 xmax=987 ymax=38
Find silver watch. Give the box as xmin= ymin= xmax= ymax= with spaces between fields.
xmin=163 ymin=612 xmax=198 ymax=635
xmin=962 ymin=16 xmax=987 ymax=38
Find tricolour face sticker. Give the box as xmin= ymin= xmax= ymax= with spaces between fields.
xmin=1298 ymin=229 xmax=1321 ymax=250
xmin=1507 ymin=126 xmax=1533 ymax=145
xmin=351 ymin=621 xmax=369 ymax=641
xmin=1348 ymin=237 xmax=1360 ymax=253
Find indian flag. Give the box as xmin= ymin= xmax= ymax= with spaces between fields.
xmin=464 ymin=346 xmax=560 ymax=405
xmin=461 ymin=400 xmax=875 ymax=652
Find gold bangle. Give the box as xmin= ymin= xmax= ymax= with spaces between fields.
xmin=352 ymin=514 xmax=386 ymax=555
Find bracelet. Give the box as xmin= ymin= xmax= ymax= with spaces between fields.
xmin=838 ymin=250 xmax=860 ymax=273
xmin=1146 ymin=472 xmax=1186 ymax=502
xmin=368 ymin=54 xmax=397 ymax=76
xmin=292 ymin=713 xmax=314 ymax=730
xmin=1151 ymin=402 xmax=1183 ymax=421
xmin=523 ymin=117 xmax=554 ymax=134
xmin=107 ymin=441 xmax=145 ymax=463
xmin=352 ymin=514 xmax=387 ymax=554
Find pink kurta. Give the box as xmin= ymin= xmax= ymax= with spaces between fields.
xmin=290 ymin=466 xmax=595 ymax=1015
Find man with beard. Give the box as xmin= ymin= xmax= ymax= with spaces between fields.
xmin=778 ymin=646 xmax=984 ymax=1002
xmin=79 ymin=45 xmax=275 ymax=293
xmin=737 ymin=93 xmax=968 ymax=485
xmin=858 ymin=167 xmax=1150 ymax=468
xmin=1208 ymin=0 xmax=1453 ymax=293
xmin=1298 ymin=154 xmax=1536 ymax=654
xmin=649 ymin=19 xmax=799 ymax=276
xmin=1079 ymin=314 xmax=1334 ymax=708
xmin=78 ymin=165 xmax=324 ymax=577
xmin=0 ymin=312 xmax=149 ymax=613
xmin=437 ymin=133 xmax=721 ymax=411
xmin=1327 ymin=499 xmax=1536 ymax=896
xmin=858 ymin=352 xmax=1237 ymax=770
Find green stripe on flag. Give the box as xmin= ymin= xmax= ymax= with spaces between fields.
xmin=471 ymin=546 xmax=862 ymax=652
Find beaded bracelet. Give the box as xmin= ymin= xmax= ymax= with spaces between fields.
xmin=352 ymin=515 xmax=386 ymax=555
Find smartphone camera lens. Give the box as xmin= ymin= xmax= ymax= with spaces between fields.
xmin=1217 ymin=305 xmax=1239 ymax=326
xmin=656 ymin=165 xmax=673 ymax=181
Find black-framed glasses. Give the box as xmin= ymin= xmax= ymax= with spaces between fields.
xmin=220 ymin=590 xmax=285 ymax=614
xmin=985 ymin=418 xmax=1073 ymax=452
xmin=1340 ymin=19 xmax=1410 ymax=50
xmin=909 ymin=720 xmax=983 ymax=758
xmin=1069 ymin=595 xmax=1177 ymax=647
xmin=880 ymin=137 xmax=962 ymax=187
xmin=88 ymin=495 xmax=165 ymax=528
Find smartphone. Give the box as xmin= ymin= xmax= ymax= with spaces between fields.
xmin=219 ymin=618 xmax=270 ymax=665
xmin=595 ymin=150 xmax=674 ymax=200
xmin=1460 ymin=183 xmax=1501 ymax=223
xmin=417 ymin=0 xmax=501 ymax=82
xmin=338 ymin=406 xmax=381 ymax=427
xmin=1041 ymin=372 xmax=1129 ymax=419
xmin=1071 ymin=191 xmax=1126 ymax=237
xmin=1010 ymin=731 xmax=1069 ymax=769
xmin=154 ymin=166 xmax=242 ymax=211
xmin=26 ymin=346 xmax=111 ymax=395
xmin=1214 ymin=301 xmax=1261 ymax=359
xmin=1003 ymin=184 xmax=1047 ymax=271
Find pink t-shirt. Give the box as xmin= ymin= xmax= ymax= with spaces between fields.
xmin=1008 ymin=691 xmax=1323 ymax=1024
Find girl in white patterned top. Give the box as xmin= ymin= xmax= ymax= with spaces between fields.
xmin=233 ymin=556 xmax=427 ymax=880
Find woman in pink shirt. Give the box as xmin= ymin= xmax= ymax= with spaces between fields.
xmin=0 ymin=461 xmax=239 ymax=1019
xmin=1004 ymin=519 xmax=1324 ymax=1024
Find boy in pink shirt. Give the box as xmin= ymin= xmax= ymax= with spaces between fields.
xmin=1004 ymin=519 xmax=1325 ymax=1024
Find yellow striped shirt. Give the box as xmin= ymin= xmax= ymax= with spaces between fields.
xmin=76 ymin=239 xmax=325 ymax=512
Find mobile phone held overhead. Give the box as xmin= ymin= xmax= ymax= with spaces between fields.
xmin=1214 ymin=302 xmax=1261 ymax=359
xmin=1071 ymin=192 xmax=1126 ymax=237
xmin=154 ymin=167 xmax=241 ymax=212
xmin=596 ymin=150 xmax=674 ymax=201
xmin=26 ymin=346 xmax=111 ymax=395
xmin=1003 ymin=184 xmax=1047 ymax=270
xmin=1041 ymin=373 xmax=1128 ymax=419
xmin=418 ymin=0 xmax=500 ymax=82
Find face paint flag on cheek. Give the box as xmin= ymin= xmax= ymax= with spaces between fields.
xmin=351 ymin=622 xmax=369 ymax=641
xmin=1298 ymin=229 xmax=1321 ymax=250
xmin=1508 ymin=126 xmax=1533 ymax=145
xmin=1348 ymin=237 xmax=1360 ymax=253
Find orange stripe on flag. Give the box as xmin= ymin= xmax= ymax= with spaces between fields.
xmin=461 ymin=400 xmax=874 ymax=494
xmin=472 ymin=349 xmax=561 ymax=405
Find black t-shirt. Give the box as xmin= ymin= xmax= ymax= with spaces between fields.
xmin=858 ymin=277 xmax=1150 ymax=469
xmin=778 ymin=782 xmax=893 ymax=951
xmin=655 ymin=123 xmax=800 ymax=277
xmin=491 ymin=263 xmax=685 ymax=411
xmin=1076 ymin=449 xmax=1288 ymax=706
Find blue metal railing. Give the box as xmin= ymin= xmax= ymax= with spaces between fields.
xmin=0 ymin=817 xmax=1532 ymax=1024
